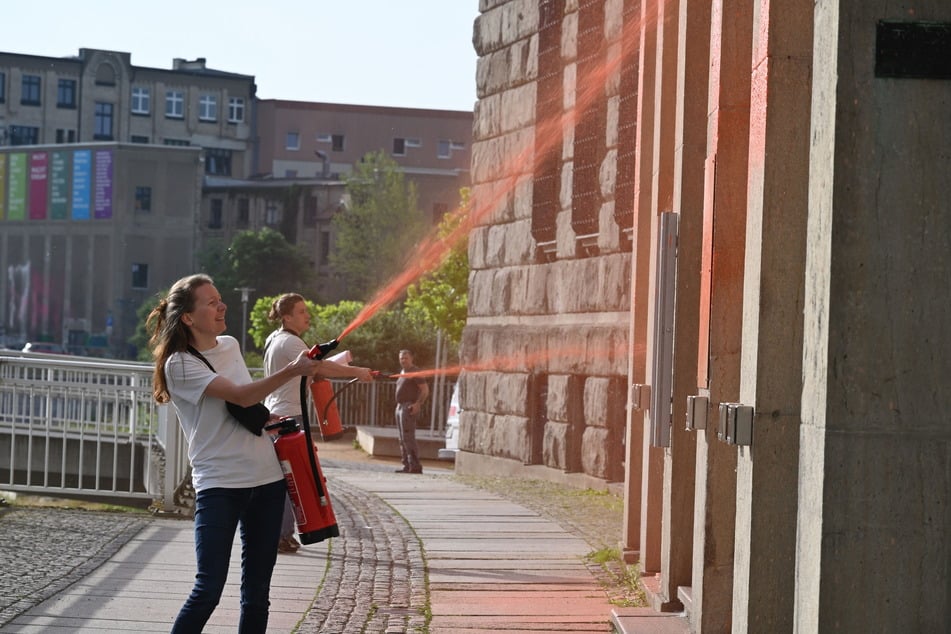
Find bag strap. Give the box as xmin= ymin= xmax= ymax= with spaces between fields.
xmin=187 ymin=346 xmax=216 ymax=373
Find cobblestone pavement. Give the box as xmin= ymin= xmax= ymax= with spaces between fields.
xmin=296 ymin=466 xmax=427 ymax=633
xmin=0 ymin=458 xmax=640 ymax=631
xmin=0 ymin=506 xmax=149 ymax=627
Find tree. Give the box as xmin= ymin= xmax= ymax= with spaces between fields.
xmin=330 ymin=151 xmax=426 ymax=299
xmin=404 ymin=188 xmax=470 ymax=349
xmin=196 ymin=228 xmax=316 ymax=350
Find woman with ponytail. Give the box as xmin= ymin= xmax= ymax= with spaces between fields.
xmin=148 ymin=274 xmax=322 ymax=633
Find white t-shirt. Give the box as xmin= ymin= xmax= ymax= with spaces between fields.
xmin=165 ymin=335 xmax=283 ymax=491
xmin=263 ymin=329 xmax=309 ymax=418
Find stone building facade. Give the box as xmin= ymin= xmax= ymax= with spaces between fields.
xmin=463 ymin=0 xmax=950 ymax=632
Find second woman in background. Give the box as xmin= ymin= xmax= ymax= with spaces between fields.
xmin=263 ymin=292 xmax=374 ymax=552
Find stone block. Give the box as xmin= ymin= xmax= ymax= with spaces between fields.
xmin=487 ymin=371 xmax=529 ymax=416
xmin=501 ymin=83 xmax=537 ymax=134
xmin=562 ymin=10 xmax=579 ymax=61
xmin=543 ymin=420 xmax=569 ymax=470
xmin=484 ymin=414 xmax=531 ymax=462
xmin=581 ymin=425 xmax=611 ymax=479
xmin=546 ymin=374 xmax=572 ymax=422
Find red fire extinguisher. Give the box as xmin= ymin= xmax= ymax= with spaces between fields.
xmin=263 ymin=338 xmax=343 ymax=545
xmin=267 ymin=417 xmax=339 ymax=544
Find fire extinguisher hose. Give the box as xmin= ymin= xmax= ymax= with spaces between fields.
xmin=299 ymin=376 xmax=326 ymax=501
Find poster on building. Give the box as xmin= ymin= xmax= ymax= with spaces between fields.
xmin=7 ymin=153 xmax=27 ymax=221
xmin=0 ymin=154 xmax=6 ymax=220
xmin=72 ymin=149 xmax=91 ymax=220
xmin=29 ymin=152 xmax=49 ymax=220
xmin=50 ymin=151 xmax=69 ymax=220
xmin=94 ymin=150 xmax=113 ymax=219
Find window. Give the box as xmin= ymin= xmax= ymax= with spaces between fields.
xmin=130 ymin=135 xmax=149 ymax=144
xmin=55 ymin=129 xmax=76 ymax=144
xmin=57 ymin=79 xmax=76 ymax=108
xmin=165 ymin=90 xmax=184 ymax=118
xmin=0 ymin=72 xmax=5 ymax=102
xmin=204 ymin=148 xmax=232 ymax=176
xmin=237 ymin=198 xmax=250 ymax=227
xmin=393 ymin=137 xmax=422 ymax=156
xmin=9 ymin=125 xmax=39 ymax=146
xmin=131 ymin=87 xmax=150 ymax=114
xmin=131 ymin=263 xmax=149 ymax=290
xmin=135 ymin=186 xmax=152 ymax=212
xmin=317 ymin=133 xmax=345 ymax=151
xmin=285 ymin=169 xmax=298 ymax=177
xmin=265 ymin=204 xmax=280 ymax=226
xmin=21 ymin=75 xmax=41 ymax=105
xmin=94 ymin=102 xmax=114 ymax=140
xmin=163 ymin=138 xmax=190 ymax=146
xmin=209 ymin=199 xmax=223 ymax=229
xmin=437 ymin=139 xmax=467 ymax=159
xmin=286 ymin=132 xmax=300 ymax=150
xmin=199 ymin=94 xmax=217 ymax=121
xmin=228 ymin=97 xmax=245 ymax=123
xmin=304 ymin=196 xmax=317 ymax=226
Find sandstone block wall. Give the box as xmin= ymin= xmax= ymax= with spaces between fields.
xmin=462 ymin=0 xmax=631 ymax=483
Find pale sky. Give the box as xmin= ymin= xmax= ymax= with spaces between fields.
xmin=3 ymin=0 xmax=480 ymax=112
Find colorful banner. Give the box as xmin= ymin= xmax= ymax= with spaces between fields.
xmin=50 ymin=151 xmax=69 ymax=220
xmin=93 ymin=150 xmax=113 ymax=219
xmin=29 ymin=152 xmax=49 ymax=220
xmin=72 ymin=149 xmax=91 ymax=220
xmin=7 ymin=153 xmax=27 ymax=221
xmin=0 ymin=154 xmax=6 ymax=220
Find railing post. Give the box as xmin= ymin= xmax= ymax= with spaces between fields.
xmin=158 ymin=404 xmax=180 ymax=512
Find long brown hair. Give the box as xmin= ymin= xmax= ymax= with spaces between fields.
xmin=147 ymin=274 xmax=213 ymax=403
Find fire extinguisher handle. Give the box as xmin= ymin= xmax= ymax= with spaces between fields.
xmin=307 ymin=339 xmax=339 ymax=360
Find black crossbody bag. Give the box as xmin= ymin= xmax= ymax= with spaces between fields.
xmin=187 ymin=346 xmax=270 ymax=436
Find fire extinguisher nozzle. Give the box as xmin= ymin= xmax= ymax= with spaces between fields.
xmin=308 ymin=339 xmax=340 ymax=360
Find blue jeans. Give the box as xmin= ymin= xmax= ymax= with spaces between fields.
xmin=171 ymin=479 xmax=286 ymax=634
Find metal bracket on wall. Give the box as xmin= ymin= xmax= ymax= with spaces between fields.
xmin=717 ymin=402 xmax=753 ymax=446
xmin=631 ymin=384 xmax=651 ymax=411
xmin=686 ymin=395 xmax=708 ymax=430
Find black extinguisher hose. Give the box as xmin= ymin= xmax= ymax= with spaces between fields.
xmin=299 ymin=376 xmax=326 ymax=501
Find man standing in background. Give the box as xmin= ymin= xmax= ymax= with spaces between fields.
xmin=394 ymin=349 xmax=429 ymax=474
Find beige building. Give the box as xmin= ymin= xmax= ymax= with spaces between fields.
xmin=464 ymin=1 xmax=950 ymax=632
xmin=0 ymin=143 xmax=202 ymax=353
xmin=1 ymin=48 xmax=476 ymax=346
xmin=0 ymin=48 xmax=256 ymax=177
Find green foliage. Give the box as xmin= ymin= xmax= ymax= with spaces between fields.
xmin=404 ymin=188 xmax=470 ymax=350
xmin=330 ymin=151 xmax=426 ymax=299
xmin=247 ymin=295 xmax=439 ymax=371
xmin=130 ymin=291 xmax=162 ymax=361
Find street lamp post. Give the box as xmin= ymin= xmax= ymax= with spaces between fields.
xmin=234 ymin=287 xmax=255 ymax=353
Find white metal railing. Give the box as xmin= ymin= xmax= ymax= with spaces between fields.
xmin=0 ymin=351 xmax=452 ymax=508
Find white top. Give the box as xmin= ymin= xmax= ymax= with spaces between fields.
xmin=165 ymin=335 xmax=283 ymax=492
xmin=263 ymin=329 xmax=309 ymax=417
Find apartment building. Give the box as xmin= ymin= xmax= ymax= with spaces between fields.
xmin=0 ymin=47 xmax=474 ymax=349
xmin=0 ymin=48 xmax=255 ymax=177
xmin=255 ymin=100 xmax=472 ymax=224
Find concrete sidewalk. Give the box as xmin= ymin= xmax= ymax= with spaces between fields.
xmin=1 ymin=453 xmax=619 ymax=633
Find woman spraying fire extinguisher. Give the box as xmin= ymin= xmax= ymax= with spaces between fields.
xmin=263 ymin=292 xmax=374 ymax=552
xmin=148 ymin=275 xmax=324 ymax=633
